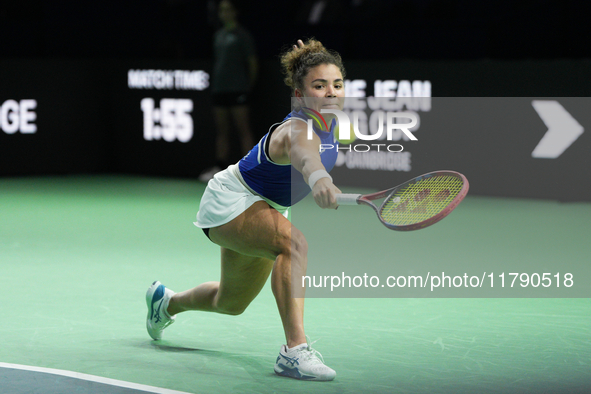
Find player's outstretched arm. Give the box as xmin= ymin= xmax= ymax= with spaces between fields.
xmin=288 ymin=121 xmax=341 ymax=209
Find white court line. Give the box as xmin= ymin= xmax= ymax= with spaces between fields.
xmin=0 ymin=362 xmax=194 ymax=394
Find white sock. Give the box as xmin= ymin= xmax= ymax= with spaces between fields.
xmin=162 ymin=294 xmax=175 ymax=319
xmin=287 ymin=342 xmax=307 ymax=351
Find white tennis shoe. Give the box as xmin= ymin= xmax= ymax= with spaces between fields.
xmin=274 ymin=338 xmax=336 ymax=381
xmin=146 ymin=281 xmax=175 ymax=340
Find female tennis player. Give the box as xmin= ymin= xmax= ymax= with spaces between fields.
xmin=146 ymin=38 xmax=344 ymax=381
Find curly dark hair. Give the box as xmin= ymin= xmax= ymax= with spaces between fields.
xmin=280 ymin=38 xmax=346 ymax=95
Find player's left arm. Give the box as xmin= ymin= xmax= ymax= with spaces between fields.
xmin=275 ymin=120 xmax=341 ymax=209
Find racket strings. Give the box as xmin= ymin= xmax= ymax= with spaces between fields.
xmin=379 ymin=175 xmax=464 ymax=225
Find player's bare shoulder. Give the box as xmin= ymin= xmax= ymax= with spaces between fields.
xmin=268 ymin=118 xmax=306 ymax=164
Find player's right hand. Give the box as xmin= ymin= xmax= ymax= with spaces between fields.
xmin=312 ymin=178 xmax=341 ymax=209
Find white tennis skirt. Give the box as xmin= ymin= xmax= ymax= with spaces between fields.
xmin=194 ymin=164 xmax=289 ymax=229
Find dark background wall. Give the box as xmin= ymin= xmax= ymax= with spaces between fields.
xmin=2 ymin=0 xmax=588 ymax=61
xmin=1 ymin=0 xmax=590 ymax=200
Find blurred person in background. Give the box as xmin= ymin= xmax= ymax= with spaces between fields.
xmin=199 ymin=0 xmax=258 ymax=182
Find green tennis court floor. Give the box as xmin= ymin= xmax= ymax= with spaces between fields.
xmin=1 ymin=175 xmax=589 ymax=394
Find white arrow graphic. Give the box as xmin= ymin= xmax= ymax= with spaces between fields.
xmin=531 ymin=100 xmax=584 ymax=159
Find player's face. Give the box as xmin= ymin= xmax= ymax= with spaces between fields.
xmin=296 ymin=63 xmax=345 ymax=114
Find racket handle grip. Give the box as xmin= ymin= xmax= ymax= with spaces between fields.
xmin=336 ymin=193 xmax=361 ymax=205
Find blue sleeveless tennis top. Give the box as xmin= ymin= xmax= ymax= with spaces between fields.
xmin=238 ymin=109 xmax=338 ymax=207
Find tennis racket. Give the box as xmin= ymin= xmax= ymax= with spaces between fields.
xmin=335 ymin=171 xmax=469 ymax=231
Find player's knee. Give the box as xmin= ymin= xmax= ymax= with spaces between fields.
xmin=276 ymin=226 xmax=308 ymax=258
xmin=216 ymin=302 xmax=247 ymax=316
xmin=291 ymin=228 xmax=308 ymax=258
xmin=220 ymin=306 xmax=246 ymax=316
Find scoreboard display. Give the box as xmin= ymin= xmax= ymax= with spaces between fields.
xmin=110 ymin=63 xmax=214 ymax=177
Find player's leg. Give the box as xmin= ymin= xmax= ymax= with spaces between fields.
xmin=164 ymin=199 xmax=307 ymax=346
xmin=146 ymin=201 xmax=290 ymax=341
xmin=161 ymin=200 xmax=306 ymax=346
xmin=148 ymin=200 xmax=335 ymax=380
xmin=207 ymin=201 xmax=334 ymax=380
xmin=167 ymin=247 xmax=274 ymax=316
xmin=204 ymin=200 xmax=307 ymax=348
